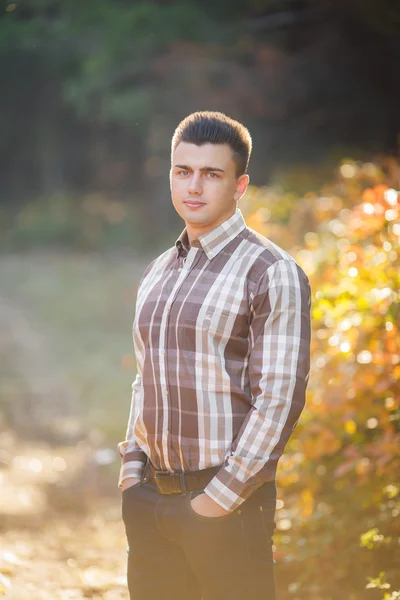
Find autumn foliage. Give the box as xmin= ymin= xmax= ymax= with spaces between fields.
xmin=244 ymin=158 xmax=400 ymax=600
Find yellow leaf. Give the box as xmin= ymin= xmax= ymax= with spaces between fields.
xmin=345 ymin=420 xmax=357 ymax=435
xmin=301 ymin=488 xmax=314 ymax=516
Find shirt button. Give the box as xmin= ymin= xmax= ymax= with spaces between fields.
xmin=165 ymin=390 xmax=168 ymax=395
xmin=160 ymin=350 xmax=165 ymax=355
xmin=178 ymin=268 xmax=182 ymax=272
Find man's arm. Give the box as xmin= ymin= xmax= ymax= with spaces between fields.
xmin=117 ymin=259 xmax=156 ymax=489
xmin=203 ymin=259 xmax=312 ymax=512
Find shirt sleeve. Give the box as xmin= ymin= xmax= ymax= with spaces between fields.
xmin=117 ymin=262 xmax=155 ymax=488
xmin=203 ymin=259 xmax=312 ymax=512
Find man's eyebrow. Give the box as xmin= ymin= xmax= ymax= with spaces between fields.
xmin=174 ymin=164 xmax=225 ymax=173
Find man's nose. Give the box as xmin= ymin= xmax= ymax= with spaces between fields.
xmin=188 ymin=174 xmax=202 ymax=195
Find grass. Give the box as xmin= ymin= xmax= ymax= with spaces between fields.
xmin=0 ymin=251 xmax=151 ymax=442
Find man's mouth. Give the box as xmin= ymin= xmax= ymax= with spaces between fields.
xmin=184 ymin=201 xmax=206 ymax=208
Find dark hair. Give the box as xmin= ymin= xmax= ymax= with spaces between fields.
xmin=171 ymin=111 xmax=252 ymax=177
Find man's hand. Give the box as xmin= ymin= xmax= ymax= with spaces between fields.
xmin=190 ymin=492 xmax=231 ymax=517
xmin=121 ymin=477 xmax=141 ymax=492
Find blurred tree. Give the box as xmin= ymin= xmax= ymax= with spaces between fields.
xmin=244 ymin=156 xmax=400 ymax=600
xmin=0 ymin=0 xmax=399 ymax=241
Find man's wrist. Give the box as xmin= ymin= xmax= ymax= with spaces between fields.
xmin=190 ymin=491 xmax=231 ymax=517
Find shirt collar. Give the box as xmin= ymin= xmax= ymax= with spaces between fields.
xmin=175 ymin=208 xmax=247 ymax=261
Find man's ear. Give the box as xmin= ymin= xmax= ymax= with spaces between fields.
xmin=234 ymin=173 xmax=249 ymax=201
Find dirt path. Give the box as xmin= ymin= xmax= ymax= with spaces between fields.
xmin=0 ymin=510 xmax=129 ymax=599
xmin=0 ymin=436 xmax=129 ymax=600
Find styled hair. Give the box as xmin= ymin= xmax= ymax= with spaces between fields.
xmin=171 ymin=111 xmax=252 ymax=177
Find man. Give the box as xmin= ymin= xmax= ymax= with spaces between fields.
xmin=118 ymin=111 xmax=311 ymax=600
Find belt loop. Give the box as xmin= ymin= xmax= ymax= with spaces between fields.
xmin=179 ymin=471 xmax=187 ymax=494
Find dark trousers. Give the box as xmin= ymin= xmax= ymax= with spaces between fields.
xmin=121 ymin=477 xmax=277 ymax=600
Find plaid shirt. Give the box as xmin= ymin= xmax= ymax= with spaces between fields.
xmin=118 ymin=208 xmax=311 ymax=512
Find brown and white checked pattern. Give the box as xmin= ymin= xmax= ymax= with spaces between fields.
xmin=118 ymin=208 xmax=311 ymax=512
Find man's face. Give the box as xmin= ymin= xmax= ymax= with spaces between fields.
xmin=170 ymin=142 xmax=249 ymax=240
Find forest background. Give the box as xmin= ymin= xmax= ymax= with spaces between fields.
xmin=0 ymin=1 xmax=399 ymax=599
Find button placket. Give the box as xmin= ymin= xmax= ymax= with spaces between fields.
xmin=164 ymin=249 xmax=200 ymax=458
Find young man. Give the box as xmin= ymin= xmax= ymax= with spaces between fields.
xmin=118 ymin=111 xmax=311 ymax=600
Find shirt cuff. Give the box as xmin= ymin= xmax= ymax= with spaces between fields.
xmin=203 ymin=465 xmax=264 ymax=513
xmin=117 ymin=444 xmax=148 ymax=488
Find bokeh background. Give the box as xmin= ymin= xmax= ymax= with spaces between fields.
xmin=0 ymin=1 xmax=399 ymax=599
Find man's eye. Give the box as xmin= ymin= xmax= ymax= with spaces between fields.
xmin=207 ymin=172 xmax=218 ymax=178
xmin=179 ymin=170 xmax=189 ymax=176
